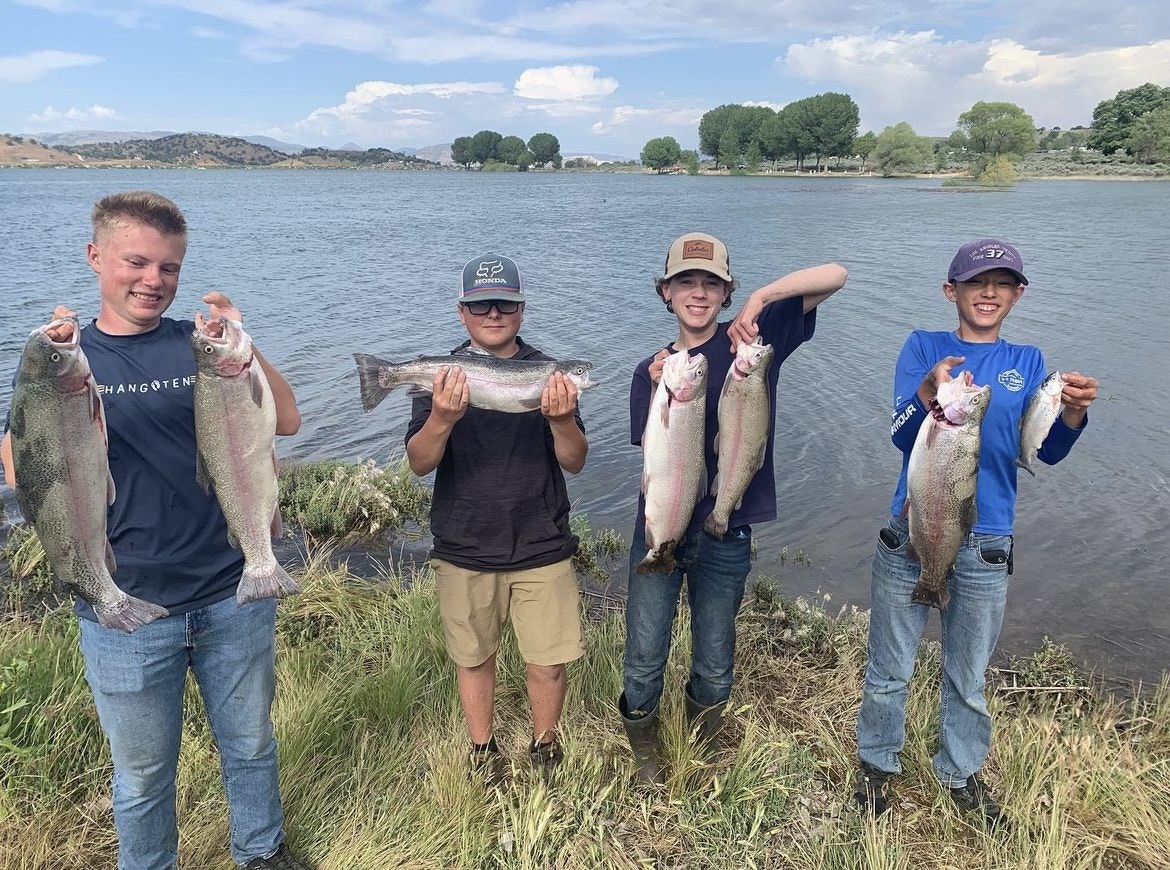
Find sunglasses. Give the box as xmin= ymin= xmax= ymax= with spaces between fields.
xmin=461 ymin=299 xmax=523 ymax=316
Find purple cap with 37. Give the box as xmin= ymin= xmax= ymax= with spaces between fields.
xmin=948 ymin=239 xmax=1028 ymax=286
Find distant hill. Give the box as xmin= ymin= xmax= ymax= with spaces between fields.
xmin=240 ymin=135 xmax=306 ymax=154
xmin=414 ymin=143 xmax=453 ymax=165
xmin=26 ymin=129 xmax=307 ymax=154
xmin=69 ymin=133 xmax=288 ymax=166
xmin=564 ymin=152 xmax=630 ymax=164
xmin=291 ymin=147 xmax=438 ymax=167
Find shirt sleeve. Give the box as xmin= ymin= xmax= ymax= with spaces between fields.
xmin=890 ymin=332 xmax=931 ymax=454
xmin=629 ymin=359 xmax=655 ymax=446
xmin=404 ymin=394 xmax=433 ymax=447
xmin=1038 ymin=413 xmax=1086 ymax=464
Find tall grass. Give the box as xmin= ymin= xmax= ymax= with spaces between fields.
xmin=1 ymin=550 xmax=1167 ymax=870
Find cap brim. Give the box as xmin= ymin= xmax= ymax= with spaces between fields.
xmin=662 ymin=260 xmax=733 ymax=283
xmin=460 ymin=289 xmax=526 ymax=302
xmin=951 ymin=265 xmax=1028 ymax=286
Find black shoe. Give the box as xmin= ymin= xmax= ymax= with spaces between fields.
xmin=854 ymin=763 xmax=891 ymax=816
xmin=528 ymin=736 xmax=563 ymax=780
xmin=949 ymin=774 xmax=1009 ymax=830
xmin=470 ymin=745 xmax=508 ymax=787
xmin=244 ymin=844 xmax=315 ymax=870
xmin=619 ymin=694 xmax=666 ymax=786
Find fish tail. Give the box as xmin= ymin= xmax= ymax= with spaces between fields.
xmin=703 ymin=514 xmax=727 ymax=540
xmin=353 ymin=353 xmax=396 ymax=412
xmin=910 ymin=582 xmax=949 ymax=610
xmin=635 ymin=542 xmax=677 ymax=575
xmin=96 ymin=596 xmax=170 ymax=633
xmin=236 ymin=560 xmax=301 ymax=604
xmin=1013 ymin=457 xmax=1036 ymax=477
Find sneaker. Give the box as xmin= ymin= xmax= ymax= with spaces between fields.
xmin=528 ymin=736 xmax=564 ymax=779
xmin=854 ymin=762 xmax=891 ymax=816
xmin=470 ymin=746 xmax=509 ymax=787
xmin=244 ymin=844 xmax=314 ymax=870
xmin=949 ymin=774 xmax=1009 ymax=830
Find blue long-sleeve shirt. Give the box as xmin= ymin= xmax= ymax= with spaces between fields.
xmin=886 ymin=330 xmax=1085 ymax=535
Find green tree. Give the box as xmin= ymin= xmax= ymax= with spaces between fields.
xmin=516 ymin=149 xmax=536 ymax=171
xmin=681 ymin=149 xmax=700 ymax=175
xmin=718 ymin=127 xmax=741 ymax=170
xmin=470 ymin=130 xmax=502 ymax=166
xmin=698 ymin=104 xmax=775 ymax=168
xmin=978 ymin=155 xmax=1017 ymax=186
xmin=450 ymin=136 xmax=474 ymax=168
xmin=872 ymin=122 xmax=933 ymax=177
xmin=953 ymin=101 xmax=1036 ymax=172
xmin=1088 ymin=83 xmax=1170 ymax=155
xmin=1127 ymin=105 xmax=1170 ymax=164
xmin=809 ymin=92 xmax=860 ymax=167
xmin=527 ymin=132 xmax=561 ymax=167
xmin=854 ymin=131 xmax=878 ymax=171
xmin=640 ymin=136 xmax=682 ymax=172
xmin=497 ymin=135 xmax=526 ymax=165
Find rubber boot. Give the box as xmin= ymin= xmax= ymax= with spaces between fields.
xmin=683 ymin=683 xmax=725 ymax=758
xmin=618 ymin=694 xmax=666 ymax=785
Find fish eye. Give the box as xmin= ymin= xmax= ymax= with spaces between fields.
xmin=203 ymin=345 xmax=215 ymax=354
xmin=50 ymin=352 xmax=61 ymax=362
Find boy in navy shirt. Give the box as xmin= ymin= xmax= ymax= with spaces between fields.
xmin=854 ymin=239 xmax=1098 ymax=827
xmin=619 ymin=233 xmax=847 ymax=783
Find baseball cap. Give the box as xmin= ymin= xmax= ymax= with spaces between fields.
xmin=460 ymin=253 xmax=525 ymax=302
xmin=948 ymin=239 xmax=1028 ymax=286
xmin=662 ymin=232 xmax=733 ymax=283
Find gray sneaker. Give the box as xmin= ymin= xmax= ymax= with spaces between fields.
xmin=470 ymin=746 xmax=509 ymax=787
xmin=244 ymin=844 xmax=314 ymax=870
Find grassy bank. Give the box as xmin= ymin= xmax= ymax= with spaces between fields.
xmin=1 ymin=544 xmax=1167 ymax=870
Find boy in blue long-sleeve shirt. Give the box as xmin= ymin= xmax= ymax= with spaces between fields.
xmin=854 ymin=239 xmax=1098 ymax=828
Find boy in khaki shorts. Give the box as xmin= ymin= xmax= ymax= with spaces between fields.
xmin=405 ymin=253 xmax=588 ymax=782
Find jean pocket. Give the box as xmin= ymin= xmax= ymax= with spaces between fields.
xmin=877 ymin=526 xmax=905 ymax=552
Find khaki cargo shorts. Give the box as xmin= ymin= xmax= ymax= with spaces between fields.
xmin=431 ymin=557 xmax=585 ymax=668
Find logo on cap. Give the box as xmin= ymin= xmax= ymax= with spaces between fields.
xmin=682 ymin=239 xmax=715 ymax=261
xmin=476 ymin=260 xmax=505 ymax=282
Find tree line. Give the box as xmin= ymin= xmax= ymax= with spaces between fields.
xmin=450 ymin=131 xmax=563 ymax=170
xmin=638 ymin=83 xmax=1170 ymax=178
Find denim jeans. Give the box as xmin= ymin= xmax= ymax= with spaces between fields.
xmin=856 ymin=515 xmax=1012 ymax=787
xmin=79 ymin=595 xmax=285 ymax=870
xmin=623 ymin=524 xmax=752 ymax=713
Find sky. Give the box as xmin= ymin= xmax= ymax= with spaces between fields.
xmin=2 ymin=1 xmax=1169 ymax=159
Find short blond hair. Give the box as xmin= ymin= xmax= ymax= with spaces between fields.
xmin=92 ymin=191 xmax=188 ymax=246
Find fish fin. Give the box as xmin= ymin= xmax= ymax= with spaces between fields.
xmin=236 ymin=560 xmax=301 ymax=604
xmin=270 ymin=504 xmax=284 ymax=540
xmin=712 ymin=431 xmax=720 ymax=454
xmin=14 ymin=487 xmax=32 ymax=524
xmin=405 ymin=386 xmax=431 ymax=399
xmin=105 ymin=539 xmax=117 ymax=574
xmin=1014 ymin=457 xmax=1036 ymax=477
xmin=195 ymin=451 xmax=213 ymax=494
xmin=248 ymin=367 xmax=265 ymax=408
xmin=906 ymin=541 xmax=919 ymax=563
xmin=636 ymin=542 xmax=677 ymax=575
xmin=709 ymin=471 xmax=720 ymax=497
xmin=910 ymin=581 xmax=947 ymax=610
xmin=960 ymin=496 xmax=977 ymax=534
xmin=107 ymin=469 xmax=116 ymax=506
xmin=898 ymin=500 xmax=910 ymax=520
xmin=703 ymin=515 xmax=727 ymax=540
xmin=353 ymin=352 xmax=397 ymax=412
xmin=695 ymin=470 xmax=708 ymax=505
xmin=227 ymin=529 xmax=240 ymax=549
xmin=95 ymin=595 xmax=169 ymax=633
xmin=517 ymin=396 xmax=543 ymax=411
xmin=89 ymin=378 xmax=109 ymax=445
xmin=641 ymin=468 xmax=650 ymax=497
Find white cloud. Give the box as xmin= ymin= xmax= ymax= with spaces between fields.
xmin=514 ymin=65 xmax=618 ymax=100
xmin=0 ymin=49 xmax=102 ymax=83
xmin=784 ymin=31 xmax=1170 ymax=133
xmin=28 ymin=104 xmax=122 ymax=125
xmin=592 ymin=104 xmax=705 ymax=134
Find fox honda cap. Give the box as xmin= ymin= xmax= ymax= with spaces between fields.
xmin=948 ymin=239 xmax=1029 ymax=286
xmin=460 ymin=253 xmax=525 ymax=302
xmin=662 ymin=232 xmax=733 ymax=283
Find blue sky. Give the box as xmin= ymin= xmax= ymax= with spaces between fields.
xmin=2 ymin=0 xmax=1168 ymax=159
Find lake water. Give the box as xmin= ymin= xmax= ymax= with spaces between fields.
xmin=1 ymin=168 xmax=1167 ymax=685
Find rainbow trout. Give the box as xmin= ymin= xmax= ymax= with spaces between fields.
xmin=637 ymin=351 xmax=708 ymax=574
xmin=1016 ymin=371 xmax=1066 ymax=476
xmin=193 ymin=316 xmax=300 ymax=604
xmin=354 ymin=352 xmax=594 ymax=413
xmin=9 ymin=318 xmax=168 ymax=631
xmin=906 ymin=371 xmax=991 ymax=609
xmin=705 ymin=338 xmax=774 ymax=539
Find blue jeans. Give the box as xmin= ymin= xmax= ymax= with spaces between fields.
xmin=623 ymin=525 xmax=752 ymax=713
xmin=79 ymin=595 xmax=285 ymax=870
xmin=856 ymin=516 xmax=1012 ymax=787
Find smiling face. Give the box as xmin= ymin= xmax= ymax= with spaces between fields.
xmin=943 ymin=267 xmax=1025 ymax=341
xmin=89 ymin=220 xmax=187 ymax=335
xmin=660 ymin=269 xmax=731 ymax=340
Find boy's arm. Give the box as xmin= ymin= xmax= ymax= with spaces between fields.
xmin=728 ymin=262 xmax=848 ymax=347
xmin=405 ymin=366 xmax=468 ymax=476
xmin=1 ymin=433 xmax=13 ymax=489
xmin=542 ymin=372 xmax=587 ymax=474
xmin=253 ymin=348 xmax=301 ymax=436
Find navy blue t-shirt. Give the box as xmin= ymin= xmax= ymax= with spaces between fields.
xmin=6 ymin=318 xmax=243 ymax=618
xmin=629 ymin=296 xmax=815 ymax=536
